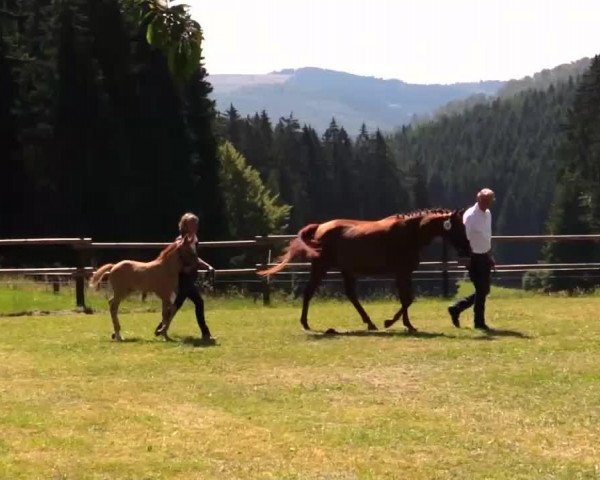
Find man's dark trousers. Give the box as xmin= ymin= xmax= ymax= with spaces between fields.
xmin=452 ymin=253 xmax=492 ymax=327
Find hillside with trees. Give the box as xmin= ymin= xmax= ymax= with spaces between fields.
xmin=217 ymin=66 xmax=591 ymax=267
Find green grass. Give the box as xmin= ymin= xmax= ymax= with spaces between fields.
xmin=0 ymin=278 xmax=563 ymax=316
xmin=0 ymin=279 xmax=152 ymax=314
xmin=1 ymin=287 xmax=600 ymax=478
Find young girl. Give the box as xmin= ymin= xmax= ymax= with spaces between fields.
xmin=155 ymin=212 xmax=215 ymax=339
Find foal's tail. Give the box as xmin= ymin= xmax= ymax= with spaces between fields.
xmin=257 ymin=224 xmax=321 ymax=276
xmin=89 ymin=263 xmax=114 ymax=289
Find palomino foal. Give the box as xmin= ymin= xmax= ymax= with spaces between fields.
xmin=89 ymin=238 xmax=189 ymax=340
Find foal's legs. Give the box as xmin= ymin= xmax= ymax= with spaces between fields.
xmin=109 ymin=294 xmax=123 ymax=341
xmin=300 ymin=263 xmax=327 ymax=330
xmin=156 ymin=298 xmax=175 ymax=340
xmin=384 ymin=275 xmax=417 ymax=332
xmin=342 ymin=271 xmax=377 ymax=330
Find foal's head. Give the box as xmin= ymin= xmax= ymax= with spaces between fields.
xmin=157 ymin=235 xmax=193 ymax=270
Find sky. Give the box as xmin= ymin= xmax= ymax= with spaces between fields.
xmin=187 ymin=0 xmax=600 ymax=85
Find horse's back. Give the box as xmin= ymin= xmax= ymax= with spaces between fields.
xmin=313 ymin=216 xmax=418 ymax=273
xmin=315 ymin=219 xmax=363 ymax=240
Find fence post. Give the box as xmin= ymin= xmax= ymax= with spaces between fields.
xmin=441 ymin=238 xmax=450 ymax=298
xmin=74 ymin=238 xmax=91 ymax=310
xmin=256 ymin=235 xmax=271 ymax=306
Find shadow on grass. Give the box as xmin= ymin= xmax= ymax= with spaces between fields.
xmin=305 ymin=328 xmax=453 ymax=340
xmin=108 ymin=335 xmax=218 ymax=347
xmin=305 ymin=327 xmax=531 ymax=341
xmin=179 ymin=336 xmax=219 ymax=348
xmin=114 ymin=337 xmax=153 ymax=344
xmin=478 ymin=328 xmax=531 ymax=339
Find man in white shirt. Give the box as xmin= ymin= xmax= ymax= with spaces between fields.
xmin=448 ymin=188 xmax=495 ymax=330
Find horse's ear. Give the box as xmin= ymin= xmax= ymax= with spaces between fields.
xmin=454 ymin=208 xmax=466 ymax=218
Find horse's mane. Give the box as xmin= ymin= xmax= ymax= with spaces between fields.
xmin=346 ymin=209 xmax=454 ymax=237
xmin=393 ymin=208 xmax=454 ymax=220
xmin=157 ymin=241 xmax=180 ymax=261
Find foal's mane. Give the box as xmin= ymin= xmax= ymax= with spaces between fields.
xmin=157 ymin=241 xmax=180 ymax=261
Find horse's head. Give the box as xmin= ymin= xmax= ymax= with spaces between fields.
xmin=440 ymin=209 xmax=472 ymax=257
xmin=418 ymin=209 xmax=471 ymax=257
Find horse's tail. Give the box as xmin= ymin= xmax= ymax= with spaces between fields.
xmin=257 ymin=224 xmax=321 ymax=277
xmin=89 ymin=263 xmax=114 ymax=289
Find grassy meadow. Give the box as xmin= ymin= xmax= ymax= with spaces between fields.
xmin=0 ymin=281 xmax=599 ymax=479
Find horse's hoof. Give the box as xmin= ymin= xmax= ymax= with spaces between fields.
xmin=383 ymin=319 xmax=394 ymax=329
xmin=367 ymin=323 xmax=378 ymax=331
xmin=407 ymin=327 xmax=418 ymax=334
xmin=301 ymin=322 xmax=310 ymax=331
xmin=111 ymin=333 xmax=123 ymax=341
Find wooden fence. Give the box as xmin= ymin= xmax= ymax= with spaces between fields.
xmin=2 ymin=234 xmax=600 ymax=309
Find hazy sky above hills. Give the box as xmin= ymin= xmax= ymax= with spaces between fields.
xmin=187 ymin=0 xmax=599 ymax=84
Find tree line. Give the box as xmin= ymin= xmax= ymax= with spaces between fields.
xmin=2 ymin=1 xmax=599 ymax=290
xmin=1 ymin=0 xmax=223 ymax=243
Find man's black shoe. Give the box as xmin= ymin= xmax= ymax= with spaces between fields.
xmin=448 ymin=306 xmax=460 ymax=328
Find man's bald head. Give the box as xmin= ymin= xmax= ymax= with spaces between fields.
xmin=477 ymin=188 xmax=495 ymax=211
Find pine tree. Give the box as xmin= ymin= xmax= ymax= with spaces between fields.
xmin=218 ymin=141 xmax=290 ymax=239
xmin=408 ymin=157 xmax=430 ymax=209
xmin=0 ymin=37 xmax=20 ymax=236
xmin=53 ymin=1 xmax=99 ymax=235
xmin=273 ymin=114 xmax=308 ymax=229
xmin=300 ymin=125 xmax=326 ymax=221
xmin=225 ymin=104 xmax=243 ymax=147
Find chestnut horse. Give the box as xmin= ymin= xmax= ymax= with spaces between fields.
xmin=258 ymin=209 xmax=471 ymax=332
xmin=89 ymin=237 xmax=190 ymax=341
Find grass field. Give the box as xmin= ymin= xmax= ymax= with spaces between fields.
xmin=1 ymin=284 xmax=599 ymax=479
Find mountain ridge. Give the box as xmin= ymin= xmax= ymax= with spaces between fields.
xmin=209 ymin=60 xmax=588 ymax=133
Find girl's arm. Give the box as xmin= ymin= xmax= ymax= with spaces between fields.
xmin=197 ymin=257 xmax=214 ymax=271
xmin=194 ymin=244 xmax=214 ymax=271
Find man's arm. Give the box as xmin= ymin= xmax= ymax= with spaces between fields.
xmin=459 ymin=213 xmax=475 ymax=267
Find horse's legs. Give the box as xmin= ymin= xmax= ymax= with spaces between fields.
xmin=383 ymin=305 xmax=405 ymax=329
xmin=300 ymin=263 xmax=327 ymax=330
xmin=109 ymin=295 xmax=123 ymax=341
xmin=342 ymin=271 xmax=377 ymax=330
xmin=398 ymin=276 xmax=416 ymax=332
xmin=384 ymin=275 xmax=416 ymax=332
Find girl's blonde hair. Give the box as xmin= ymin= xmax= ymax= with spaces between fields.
xmin=178 ymin=212 xmax=199 ymax=235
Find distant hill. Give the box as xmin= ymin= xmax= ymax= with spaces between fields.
xmin=208 ymin=67 xmax=503 ymax=133
xmin=497 ymin=57 xmax=591 ymax=97
xmin=428 ymin=58 xmax=591 ymax=120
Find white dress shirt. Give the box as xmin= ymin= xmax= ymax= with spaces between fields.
xmin=463 ymin=203 xmax=492 ymax=254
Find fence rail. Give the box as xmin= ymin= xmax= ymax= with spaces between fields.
xmin=2 ymin=234 xmax=600 ymax=309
